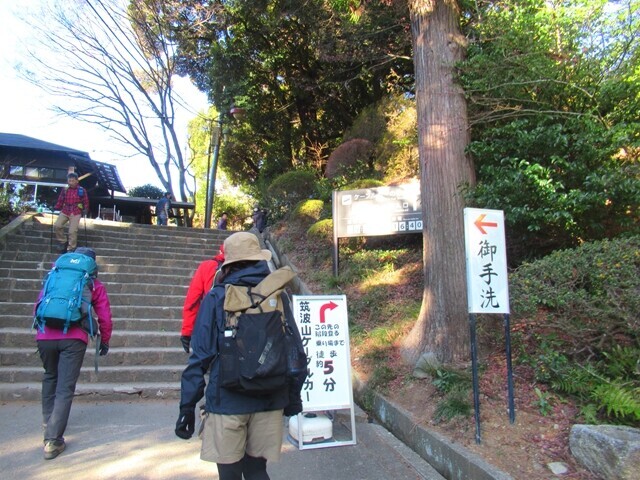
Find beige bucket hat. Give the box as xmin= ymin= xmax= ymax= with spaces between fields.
xmin=221 ymin=232 xmax=272 ymax=268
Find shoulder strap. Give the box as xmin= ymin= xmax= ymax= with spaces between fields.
xmin=223 ymin=266 xmax=296 ymax=313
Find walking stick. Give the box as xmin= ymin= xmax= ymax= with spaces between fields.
xmin=50 ymin=209 xmax=54 ymax=254
xmin=83 ymin=213 xmax=88 ymax=247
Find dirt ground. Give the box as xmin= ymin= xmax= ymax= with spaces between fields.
xmin=369 ymin=354 xmax=599 ymax=480
xmin=272 ymin=222 xmax=598 ymax=480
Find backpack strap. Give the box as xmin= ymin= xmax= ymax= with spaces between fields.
xmin=223 ymin=266 xmax=296 ymax=313
xmin=223 ymin=266 xmax=296 ymax=329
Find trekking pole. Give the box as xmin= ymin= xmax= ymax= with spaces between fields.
xmin=83 ymin=213 xmax=88 ymax=247
xmin=50 ymin=209 xmax=54 ymax=254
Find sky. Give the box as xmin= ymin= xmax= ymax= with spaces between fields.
xmin=0 ymin=1 xmax=209 ymax=193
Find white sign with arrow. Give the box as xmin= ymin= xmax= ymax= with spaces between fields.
xmin=292 ymin=294 xmax=353 ymax=410
xmin=463 ymin=208 xmax=510 ymax=314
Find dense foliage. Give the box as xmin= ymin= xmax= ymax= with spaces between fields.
xmin=510 ymin=235 xmax=640 ymax=424
xmin=163 ymin=0 xmax=412 ymax=190
xmin=461 ymin=0 xmax=640 ymax=263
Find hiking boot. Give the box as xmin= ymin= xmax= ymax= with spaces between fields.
xmin=43 ymin=440 xmax=65 ymax=460
xmin=57 ymin=242 xmax=68 ymax=254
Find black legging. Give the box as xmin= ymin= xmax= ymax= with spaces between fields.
xmin=216 ymin=454 xmax=269 ymax=480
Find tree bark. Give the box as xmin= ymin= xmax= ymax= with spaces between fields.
xmin=401 ymin=0 xmax=476 ymax=365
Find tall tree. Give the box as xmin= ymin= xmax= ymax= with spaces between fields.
xmin=323 ymin=0 xmax=473 ymax=364
xmin=167 ymin=0 xmax=412 ymax=191
xmin=19 ymin=0 xmax=195 ymax=212
xmin=399 ymin=0 xmax=476 ymax=364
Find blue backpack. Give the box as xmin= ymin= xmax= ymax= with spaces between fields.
xmin=34 ymin=252 xmax=98 ymax=336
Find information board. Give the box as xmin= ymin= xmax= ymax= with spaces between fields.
xmin=333 ymin=181 xmax=421 ymax=238
xmin=292 ymin=295 xmax=353 ymax=410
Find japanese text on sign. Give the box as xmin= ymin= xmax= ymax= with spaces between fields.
xmin=292 ymin=295 xmax=353 ymax=410
xmin=333 ymin=181 xmax=422 ymax=238
xmin=463 ymin=208 xmax=510 ymax=314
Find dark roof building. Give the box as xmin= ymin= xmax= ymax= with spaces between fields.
xmin=0 ymin=132 xmax=126 ymax=195
xmin=0 ymin=133 xmax=194 ymax=225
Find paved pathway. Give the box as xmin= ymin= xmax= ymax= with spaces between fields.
xmin=0 ymin=400 xmax=445 ymax=480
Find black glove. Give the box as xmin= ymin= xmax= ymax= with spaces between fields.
xmin=180 ymin=335 xmax=191 ymax=353
xmin=99 ymin=343 xmax=109 ymax=356
xmin=283 ymin=399 xmax=303 ymax=417
xmin=175 ymin=408 xmax=195 ymax=439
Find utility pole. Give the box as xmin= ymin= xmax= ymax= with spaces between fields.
xmin=204 ymin=110 xmax=224 ymax=229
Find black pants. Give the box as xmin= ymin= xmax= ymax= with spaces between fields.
xmin=216 ymin=454 xmax=269 ymax=480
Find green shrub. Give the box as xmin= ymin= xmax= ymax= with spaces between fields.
xmin=511 ymin=236 xmax=640 ymax=425
xmin=266 ymin=170 xmax=317 ymax=220
xmin=292 ymin=199 xmax=324 ymax=224
xmin=510 ymin=235 xmax=640 ymax=352
xmin=466 ymin=118 xmax=640 ymax=264
xmin=128 ymin=184 xmax=165 ymax=199
xmin=343 ymin=179 xmax=385 ymax=190
xmin=434 ymin=389 xmax=473 ymax=423
xmin=531 ymin=343 xmax=640 ymax=424
xmin=307 ymin=219 xmax=333 ymax=243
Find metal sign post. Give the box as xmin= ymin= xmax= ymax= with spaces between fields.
xmin=463 ymin=208 xmax=514 ymax=444
xmin=291 ymin=294 xmax=356 ymax=450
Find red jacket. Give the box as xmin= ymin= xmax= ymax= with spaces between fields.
xmin=181 ymin=247 xmax=225 ymax=336
xmin=55 ymin=186 xmax=90 ymax=216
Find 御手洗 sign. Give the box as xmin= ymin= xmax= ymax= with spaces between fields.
xmin=463 ymin=208 xmax=510 ymax=314
xmin=333 ymin=181 xmax=421 ymax=238
xmin=292 ymin=295 xmax=353 ymax=411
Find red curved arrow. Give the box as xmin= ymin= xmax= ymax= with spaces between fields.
xmin=474 ymin=214 xmax=498 ymax=234
xmin=319 ymin=301 xmax=338 ymax=323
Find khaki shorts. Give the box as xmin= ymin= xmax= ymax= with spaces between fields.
xmin=200 ymin=410 xmax=284 ymax=464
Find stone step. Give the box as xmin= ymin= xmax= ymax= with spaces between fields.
xmin=1 ymin=288 xmax=186 ymax=306
xmin=0 ymin=267 xmax=193 ymax=285
xmin=0 ymin=364 xmax=185 ymax=384
xmin=31 ymin=214 xmax=230 ymax=243
xmin=0 ymin=278 xmax=189 ymax=300
xmin=0 ymin=328 xmax=185 ymax=348
xmin=17 ymin=226 xmax=225 ymax=249
xmin=0 ymin=213 xmax=227 ymax=401
xmin=7 ymin=237 xmax=219 ymax=260
xmin=1 ymin=239 xmax=219 ymax=263
xmin=0 ymin=347 xmax=188 ymax=367
xmin=0 ymin=315 xmax=182 ymax=331
xmin=0 ymin=302 xmax=183 ymax=319
xmin=0 ymin=381 xmax=181 ymax=402
xmin=0 ymin=259 xmax=198 ymax=277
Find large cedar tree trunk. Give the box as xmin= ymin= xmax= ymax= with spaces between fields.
xmin=401 ymin=0 xmax=476 ymax=365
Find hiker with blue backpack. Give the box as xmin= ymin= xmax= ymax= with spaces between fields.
xmin=53 ymin=171 xmax=90 ymax=254
xmin=176 ymin=232 xmax=307 ymax=480
xmin=33 ymin=247 xmax=113 ymax=460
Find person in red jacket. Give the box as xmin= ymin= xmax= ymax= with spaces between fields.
xmin=53 ymin=172 xmax=90 ymax=253
xmin=180 ymin=244 xmax=225 ymax=353
xmin=35 ymin=247 xmax=112 ymax=460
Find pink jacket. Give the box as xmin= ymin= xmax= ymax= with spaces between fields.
xmin=35 ymin=278 xmax=113 ymax=345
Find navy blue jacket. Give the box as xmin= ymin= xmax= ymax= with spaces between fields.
xmin=179 ymin=260 xmax=297 ymax=414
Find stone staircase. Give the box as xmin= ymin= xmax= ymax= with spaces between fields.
xmin=0 ymin=212 xmax=231 ymax=402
